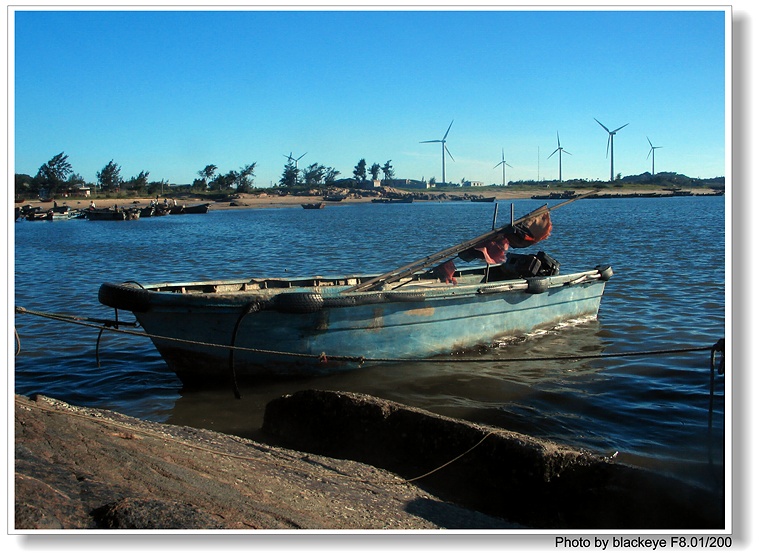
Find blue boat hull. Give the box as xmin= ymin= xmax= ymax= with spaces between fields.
xmin=99 ymin=266 xmax=611 ymax=385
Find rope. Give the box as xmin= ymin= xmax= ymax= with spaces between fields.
xmin=14 ymin=305 xmax=724 ymax=366
xmin=398 ymin=431 xmax=495 ymax=484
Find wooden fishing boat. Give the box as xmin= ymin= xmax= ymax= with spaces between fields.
xmin=25 ymin=210 xmax=48 ymax=221
xmin=85 ymin=207 xmax=141 ymax=221
xmin=168 ymin=203 xmax=211 ymax=214
xmin=182 ymin=203 xmax=211 ymax=214
xmin=99 ymin=197 xmax=611 ymax=387
xmin=470 ymin=196 xmax=496 ymax=202
xmin=45 ymin=206 xmax=80 ymax=220
xmin=301 ymin=202 xmax=326 ymax=209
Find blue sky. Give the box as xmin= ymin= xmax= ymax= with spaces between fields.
xmin=12 ymin=7 xmax=728 ymax=188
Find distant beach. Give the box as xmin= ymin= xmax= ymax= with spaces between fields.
xmin=18 ymin=186 xmax=718 ymax=214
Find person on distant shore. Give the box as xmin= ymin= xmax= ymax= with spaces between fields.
xmin=89 ymin=200 xmax=96 ymax=210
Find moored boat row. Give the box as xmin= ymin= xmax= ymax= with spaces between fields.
xmin=16 ymin=202 xmax=211 ymax=221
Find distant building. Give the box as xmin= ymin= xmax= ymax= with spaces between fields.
xmin=463 ymin=180 xmax=485 ymax=187
xmin=389 ymin=179 xmax=430 ymax=189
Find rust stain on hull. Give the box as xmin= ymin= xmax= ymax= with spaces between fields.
xmin=405 ymin=307 xmax=435 ymax=317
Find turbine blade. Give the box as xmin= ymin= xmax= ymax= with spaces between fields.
xmin=493 ymin=162 xmax=502 ymax=169
xmin=565 ymin=150 xmax=572 ymax=156
xmin=606 ymin=136 xmax=611 ymax=158
xmin=420 ymin=140 xmax=441 ymax=144
xmin=297 ymin=152 xmax=307 ymax=160
xmin=445 ymin=144 xmax=454 ymax=161
xmin=443 ymin=119 xmax=454 ymax=140
xmin=594 ymin=118 xmax=610 ymax=132
xmin=612 ymin=123 xmax=629 ymax=133
xmin=548 ymin=148 xmax=559 ymax=159
xmin=647 ymin=136 xmax=653 ymax=148
xmin=557 ymin=131 xmax=561 ymax=147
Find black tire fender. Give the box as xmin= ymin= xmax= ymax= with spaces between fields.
xmin=383 ymin=291 xmax=427 ymax=303
xmin=274 ymin=291 xmax=325 ymax=313
xmin=98 ymin=283 xmax=152 ymax=312
xmin=526 ymin=277 xmax=550 ymax=294
xmin=595 ymin=265 xmax=614 ymax=281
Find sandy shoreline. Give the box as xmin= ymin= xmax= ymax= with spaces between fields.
xmin=20 ymin=188 xmax=540 ymax=212
xmin=17 ymin=186 xmax=717 ymax=213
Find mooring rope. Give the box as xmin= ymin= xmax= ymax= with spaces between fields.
xmin=14 ymin=305 xmax=724 ymax=366
xmin=14 ymin=305 xmax=726 ymax=485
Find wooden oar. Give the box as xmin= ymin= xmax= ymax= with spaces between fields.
xmin=342 ymin=190 xmax=595 ymax=294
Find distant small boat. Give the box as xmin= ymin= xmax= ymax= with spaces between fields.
xmin=371 ymin=197 xmax=413 ymax=204
xmin=168 ymin=203 xmax=211 ymax=214
xmin=471 ymin=197 xmax=496 ymax=203
xmin=183 ymin=203 xmax=211 ymax=214
xmin=25 ymin=210 xmax=48 ymax=221
xmin=45 ymin=206 xmax=80 ymax=220
xmin=301 ymin=202 xmax=326 ymax=209
xmin=85 ymin=207 xmax=140 ymax=221
xmin=531 ymin=191 xmax=577 ymax=200
xmin=323 ymin=195 xmax=346 ymax=202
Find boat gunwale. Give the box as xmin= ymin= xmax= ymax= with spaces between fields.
xmin=99 ymin=267 xmax=609 ymax=313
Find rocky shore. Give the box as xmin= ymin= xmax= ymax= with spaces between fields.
xmin=14 ymin=390 xmax=724 ymax=531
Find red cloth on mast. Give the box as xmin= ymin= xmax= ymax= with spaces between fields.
xmin=458 ymin=212 xmax=553 ymax=263
xmin=504 ymin=212 xmax=552 ymax=248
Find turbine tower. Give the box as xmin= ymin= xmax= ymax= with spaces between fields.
xmin=647 ymin=137 xmax=663 ymax=176
xmin=547 ymin=131 xmax=572 ymax=182
xmin=594 ymin=118 xmax=628 ymax=181
xmin=493 ymin=148 xmax=513 ymax=187
xmin=420 ymin=120 xmax=454 ymax=186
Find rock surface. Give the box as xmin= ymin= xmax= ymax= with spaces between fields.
xmin=15 ymin=389 xmax=724 ymax=530
xmin=14 ymin=394 xmax=514 ymax=530
xmin=263 ymin=389 xmax=725 ymax=529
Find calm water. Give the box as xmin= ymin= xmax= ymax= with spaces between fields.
xmin=13 ymin=196 xmax=726 ymax=492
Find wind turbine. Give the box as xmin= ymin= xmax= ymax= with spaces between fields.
xmin=547 ymin=131 xmax=572 ymax=182
xmin=284 ymin=152 xmax=307 ymax=170
xmin=594 ymin=118 xmax=628 ymax=181
xmin=420 ymin=120 xmax=454 ymax=186
xmin=493 ymin=148 xmax=512 ymax=187
xmin=646 ymin=137 xmax=663 ymax=176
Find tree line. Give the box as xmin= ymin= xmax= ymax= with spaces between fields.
xmin=15 ymin=152 xmax=397 ymax=198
